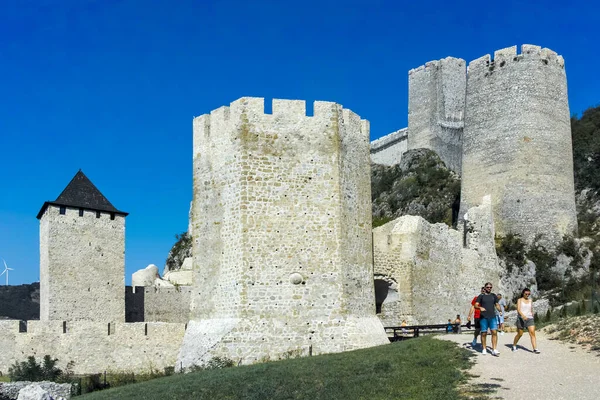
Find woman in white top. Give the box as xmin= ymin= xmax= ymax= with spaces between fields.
xmin=512 ymin=288 xmax=540 ymax=353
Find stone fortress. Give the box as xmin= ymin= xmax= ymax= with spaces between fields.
xmin=0 ymin=44 xmax=577 ymax=375
xmin=371 ymin=44 xmax=577 ymax=245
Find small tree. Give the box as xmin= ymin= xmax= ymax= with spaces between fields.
xmin=9 ymin=355 xmax=62 ymax=382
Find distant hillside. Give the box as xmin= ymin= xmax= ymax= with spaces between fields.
xmin=371 ymin=149 xmax=461 ymax=228
xmin=572 ymin=105 xmax=600 ymax=192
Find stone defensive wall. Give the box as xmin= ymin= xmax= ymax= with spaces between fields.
xmin=181 ymin=97 xmax=388 ymax=368
xmin=370 ymin=128 xmax=408 ymax=166
xmin=460 ymin=44 xmax=577 ymax=243
xmin=40 ymin=205 xmax=125 ymax=322
xmin=125 ymin=286 xmax=191 ymax=323
xmin=0 ymin=320 xmax=185 ymax=375
xmin=408 ymin=57 xmax=465 ymax=173
xmin=0 ymin=283 xmax=39 ymax=321
xmin=373 ymin=197 xmax=501 ymax=325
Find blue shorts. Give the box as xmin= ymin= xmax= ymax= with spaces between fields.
xmin=480 ymin=317 xmax=498 ymax=332
xmin=497 ymin=314 xmax=505 ymax=324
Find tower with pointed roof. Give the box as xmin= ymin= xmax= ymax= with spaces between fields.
xmin=37 ymin=170 xmax=128 ymax=322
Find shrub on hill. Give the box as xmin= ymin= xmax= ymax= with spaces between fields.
xmin=8 ymin=355 xmax=65 ymax=382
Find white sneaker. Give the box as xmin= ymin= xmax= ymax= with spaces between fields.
xmin=512 ymin=346 xmax=517 ymax=352
xmin=500 ymin=331 xmax=504 ymax=336
xmin=492 ymin=349 xmax=500 ymax=356
xmin=481 ymin=349 xmax=487 ymax=355
xmin=534 ymin=349 xmax=541 ymax=354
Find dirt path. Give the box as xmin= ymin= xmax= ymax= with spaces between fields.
xmin=438 ymin=330 xmax=600 ymax=399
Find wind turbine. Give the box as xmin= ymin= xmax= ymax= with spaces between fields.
xmin=1 ymin=259 xmax=14 ymax=285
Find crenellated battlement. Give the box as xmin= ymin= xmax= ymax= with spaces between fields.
xmin=193 ymin=97 xmax=366 ymax=123
xmin=408 ymin=57 xmax=466 ymax=77
xmin=467 ymin=44 xmax=565 ymax=75
xmin=193 ymin=97 xmax=369 ymax=156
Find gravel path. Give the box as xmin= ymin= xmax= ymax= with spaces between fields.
xmin=438 ymin=331 xmax=600 ymax=399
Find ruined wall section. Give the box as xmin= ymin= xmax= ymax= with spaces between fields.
xmin=0 ymin=320 xmax=185 ymax=375
xmin=39 ymin=206 xmax=125 ymax=322
xmin=408 ymin=57 xmax=466 ymax=173
xmin=373 ymin=198 xmax=501 ymax=325
xmin=182 ymin=98 xmax=388 ymax=368
xmin=460 ymin=45 xmax=578 ymax=243
xmin=370 ymin=128 xmax=408 ymax=166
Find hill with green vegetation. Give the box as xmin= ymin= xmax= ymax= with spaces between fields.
xmin=81 ymin=337 xmax=473 ymax=400
xmin=572 ymin=105 xmax=600 ymax=193
xmin=371 ymin=149 xmax=460 ymax=228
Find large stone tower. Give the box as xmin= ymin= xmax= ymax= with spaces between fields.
xmin=460 ymin=45 xmax=578 ymax=243
xmin=178 ymin=97 xmax=388 ymax=368
xmin=37 ymin=170 xmax=128 ymax=321
xmin=408 ymin=57 xmax=466 ymax=173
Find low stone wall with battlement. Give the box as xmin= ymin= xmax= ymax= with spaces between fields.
xmin=125 ymin=286 xmax=191 ymax=323
xmin=370 ymin=128 xmax=408 ymax=166
xmin=0 ymin=320 xmax=186 ymax=375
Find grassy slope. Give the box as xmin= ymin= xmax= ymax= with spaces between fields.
xmin=82 ymin=337 xmax=473 ymax=400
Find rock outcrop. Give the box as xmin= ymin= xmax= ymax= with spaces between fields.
xmin=131 ymin=264 xmax=173 ymax=287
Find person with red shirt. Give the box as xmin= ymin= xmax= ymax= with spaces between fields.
xmin=467 ymin=287 xmax=485 ymax=348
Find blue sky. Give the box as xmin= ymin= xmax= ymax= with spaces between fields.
xmin=1 ymin=0 xmax=598 ymax=285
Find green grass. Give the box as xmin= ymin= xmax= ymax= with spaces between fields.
xmin=81 ymin=336 xmax=474 ymax=400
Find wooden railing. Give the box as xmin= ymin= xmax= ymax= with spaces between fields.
xmin=385 ymin=323 xmax=471 ymax=342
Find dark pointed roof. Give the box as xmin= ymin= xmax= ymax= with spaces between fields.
xmin=37 ymin=170 xmax=128 ymax=219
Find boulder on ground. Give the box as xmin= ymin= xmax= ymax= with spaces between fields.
xmin=17 ymin=384 xmax=51 ymax=400
xmin=1 ymin=382 xmax=70 ymax=400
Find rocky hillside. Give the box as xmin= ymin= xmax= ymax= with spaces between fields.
xmin=164 ymin=232 xmax=192 ymax=272
xmin=371 ymin=148 xmax=461 ymax=228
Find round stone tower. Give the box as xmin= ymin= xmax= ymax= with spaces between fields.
xmin=460 ymin=45 xmax=577 ymax=244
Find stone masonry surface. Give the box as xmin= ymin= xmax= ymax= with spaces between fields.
xmin=39 ymin=206 xmax=125 ymax=322
xmin=179 ymin=97 xmax=389 ymax=368
xmin=125 ymin=286 xmax=191 ymax=323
